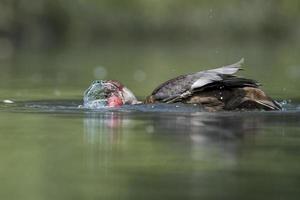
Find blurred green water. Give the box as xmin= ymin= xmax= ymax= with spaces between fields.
xmin=0 ymin=109 xmax=300 ymax=200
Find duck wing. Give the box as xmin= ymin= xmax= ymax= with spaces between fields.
xmin=149 ymin=58 xmax=257 ymax=103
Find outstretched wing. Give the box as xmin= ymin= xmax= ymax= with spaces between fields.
xmin=151 ymin=59 xmax=257 ymax=103
xmin=190 ymin=58 xmax=244 ymax=90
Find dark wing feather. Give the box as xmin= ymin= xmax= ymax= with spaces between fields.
xmin=193 ymin=76 xmax=260 ymax=92
xmin=151 ymin=59 xmax=245 ymax=102
xmin=221 ymin=76 xmax=260 ymax=87
xmin=151 ymin=74 xmax=190 ymax=99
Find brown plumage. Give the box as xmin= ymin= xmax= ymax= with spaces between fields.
xmin=145 ymin=59 xmax=281 ymax=111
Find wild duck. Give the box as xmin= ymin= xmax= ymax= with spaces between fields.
xmin=83 ymin=59 xmax=281 ymax=111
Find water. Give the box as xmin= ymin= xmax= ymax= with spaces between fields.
xmin=0 ymin=99 xmax=300 ymax=200
xmin=1 ymin=42 xmax=300 ymax=199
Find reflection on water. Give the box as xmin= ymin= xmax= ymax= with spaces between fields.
xmin=0 ymin=101 xmax=300 ymax=200
xmin=84 ymin=112 xmax=125 ymax=145
xmin=83 ymin=111 xmax=263 ymax=175
xmin=82 ymin=104 xmax=300 ymax=199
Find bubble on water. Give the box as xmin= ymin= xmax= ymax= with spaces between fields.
xmin=133 ymin=69 xmax=146 ymax=82
xmin=93 ymin=66 xmax=107 ymax=79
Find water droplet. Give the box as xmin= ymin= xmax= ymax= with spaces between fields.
xmin=281 ymin=100 xmax=287 ymax=105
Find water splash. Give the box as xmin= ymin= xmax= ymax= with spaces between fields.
xmin=278 ymin=99 xmax=292 ymax=111
xmin=1 ymin=99 xmax=300 ymax=114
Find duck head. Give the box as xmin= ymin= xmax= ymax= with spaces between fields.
xmin=83 ymin=80 xmax=139 ymax=108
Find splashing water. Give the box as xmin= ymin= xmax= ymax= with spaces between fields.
xmin=278 ymin=99 xmax=292 ymax=111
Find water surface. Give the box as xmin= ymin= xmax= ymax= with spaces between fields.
xmin=0 ymin=99 xmax=300 ymax=200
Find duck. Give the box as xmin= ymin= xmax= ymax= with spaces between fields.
xmin=83 ymin=59 xmax=281 ymax=111
xmin=83 ymin=79 xmax=139 ymax=108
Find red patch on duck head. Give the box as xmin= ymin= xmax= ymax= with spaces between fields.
xmin=108 ymin=95 xmax=123 ymax=107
